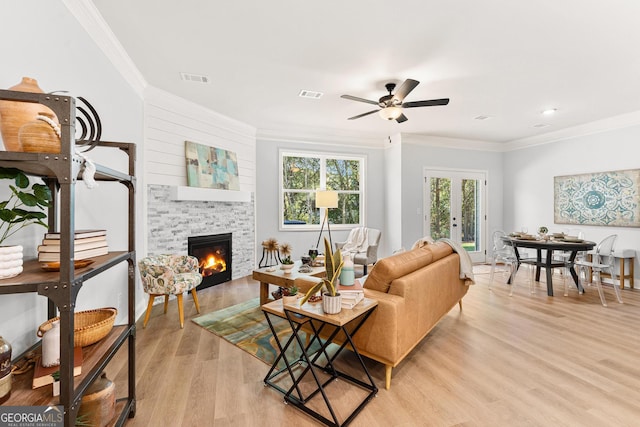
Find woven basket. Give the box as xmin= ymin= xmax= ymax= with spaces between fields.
xmin=37 ymin=308 xmax=117 ymax=347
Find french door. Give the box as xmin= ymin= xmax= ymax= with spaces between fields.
xmin=423 ymin=168 xmax=487 ymax=263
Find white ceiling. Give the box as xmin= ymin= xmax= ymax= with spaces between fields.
xmin=90 ymin=0 xmax=640 ymax=143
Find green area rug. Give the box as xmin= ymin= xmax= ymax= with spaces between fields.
xmin=192 ymin=298 xmax=325 ymax=368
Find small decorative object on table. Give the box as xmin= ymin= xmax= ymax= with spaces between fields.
xmin=280 ymin=256 xmax=294 ymax=274
xmin=77 ymin=371 xmax=116 ymax=427
xmin=282 ymin=286 xmax=299 ymax=305
xmin=301 ymin=237 xmax=344 ymax=314
xmin=259 ymin=238 xmax=281 ymax=268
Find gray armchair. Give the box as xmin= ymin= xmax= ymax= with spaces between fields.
xmin=335 ymin=227 xmax=381 ymax=275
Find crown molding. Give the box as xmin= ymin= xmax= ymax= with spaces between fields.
xmin=401 ymin=133 xmax=503 ymax=151
xmin=505 ymin=110 xmax=640 ymax=151
xmin=63 ymin=0 xmax=147 ymax=97
xmin=257 ymin=127 xmax=386 ymax=149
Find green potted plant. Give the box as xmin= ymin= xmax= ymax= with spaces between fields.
xmin=301 ymin=237 xmax=343 ymax=313
xmin=280 ymin=255 xmax=295 ymax=274
xmin=0 ymin=167 xmax=51 ymax=278
xmin=282 ymin=285 xmax=298 ymax=305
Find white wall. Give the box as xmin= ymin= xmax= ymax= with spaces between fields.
xmin=0 ymin=1 xmax=144 ymax=355
xmin=255 ymin=137 xmax=387 ymax=261
xmin=504 ymin=124 xmax=640 ymax=283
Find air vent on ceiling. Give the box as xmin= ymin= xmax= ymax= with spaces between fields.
xmin=474 ymin=115 xmax=493 ymax=121
xmin=180 ymin=72 xmax=210 ymax=83
xmin=298 ymin=90 xmax=323 ymax=99
xmin=533 ymin=123 xmax=551 ymax=128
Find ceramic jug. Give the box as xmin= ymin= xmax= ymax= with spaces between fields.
xmin=41 ymin=320 xmax=61 ymax=368
xmin=339 ymin=254 xmax=355 ymax=286
xmin=0 ymin=77 xmax=58 ymax=151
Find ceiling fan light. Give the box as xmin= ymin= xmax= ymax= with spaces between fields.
xmin=378 ymin=106 xmax=403 ymax=120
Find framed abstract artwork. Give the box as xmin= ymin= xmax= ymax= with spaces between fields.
xmin=554 ymin=169 xmax=640 ymax=227
xmin=185 ymin=141 xmax=240 ymax=190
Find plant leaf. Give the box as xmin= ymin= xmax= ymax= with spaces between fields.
xmin=0 ymin=209 xmax=16 ymax=222
xmin=33 ymin=184 xmax=52 ymax=205
xmin=300 ymin=280 xmax=325 ymax=305
xmin=16 ymin=192 xmax=38 ymax=207
xmin=14 ymin=171 xmax=29 ymax=189
xmin=0 ymin=168 xmax=20 ymax=180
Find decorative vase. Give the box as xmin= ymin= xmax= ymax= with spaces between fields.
xmin=78 ymin=372 xmax=115 ymax=427
xmin=0 ymin=245 xmax=23 ymax=279
xmin=322 ymin=292 xmax=342 ymax=314
xmin=339 ymin=254 xmax=355 ymax=286
xmin=19 ymin=112 xmax=61 ymax=153
xmin=41 ymin=320 xmax=61 ymax=368
xmin=280 ymin=264 xmax=294 ymax=274
xmin=0 ymin=335 xmax=11 ymax=404
xmin=0 ymin=77 xmax=58 ymax=152
xmin=52 ymin=379 xmax=60 ymax=397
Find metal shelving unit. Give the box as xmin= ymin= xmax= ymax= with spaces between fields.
xmin=0 ymin=89 xmax=136 ymax=426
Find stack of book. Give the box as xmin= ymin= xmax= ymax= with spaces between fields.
xmin=38 ymin=229 xmax=108 ymax=262
xmin=337 ymin=279 xmax=365 ymax=309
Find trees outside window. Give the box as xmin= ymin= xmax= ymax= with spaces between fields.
xmin=281 ymin=151 xmax=364 ymax=229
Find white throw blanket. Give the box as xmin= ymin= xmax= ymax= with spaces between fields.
xmin=341 ymin=227 xmax=369 ymax=255
xmin=437 ymin=238 xmax=476 ymax=286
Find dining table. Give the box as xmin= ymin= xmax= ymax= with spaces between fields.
xmin=502 ymin=236 xmax=596 ymax=296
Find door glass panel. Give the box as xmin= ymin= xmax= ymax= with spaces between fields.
xmin=430 ymin=177 xmax=451 ymax=240
xmin=461 ymin=179 xmax=479 ymax=252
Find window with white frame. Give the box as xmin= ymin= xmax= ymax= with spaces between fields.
xmin=280 ymin=151 xmax=365 ymax=229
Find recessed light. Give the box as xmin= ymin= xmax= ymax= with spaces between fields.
xmin=541 ymin=108 xmax=557 ymax=115
xmin=298 ymin=90 xmax=323 ymax=99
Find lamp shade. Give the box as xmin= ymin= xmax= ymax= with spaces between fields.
xmin=378 ymin=106 xmax=403 ymax=120
xmin=315 ymin=190 xmax=338 ymax=208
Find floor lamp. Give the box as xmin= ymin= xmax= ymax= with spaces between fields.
xmin=314 ymin=190 xmax=338 ymax=251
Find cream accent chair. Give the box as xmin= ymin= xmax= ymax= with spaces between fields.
xmin=138 ymin=254 xmax=202 ymax=328
xmin=334 ymin=227 xmax=381 ymax=275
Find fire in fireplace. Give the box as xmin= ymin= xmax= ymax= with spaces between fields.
xmin=188 ymin=233 xmax=232 ymax=289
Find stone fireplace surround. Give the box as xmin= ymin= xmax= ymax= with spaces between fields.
xmin=146 ymin=184 xmax=255 ymax=282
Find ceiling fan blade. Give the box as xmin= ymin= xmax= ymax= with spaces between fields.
xmin=402 ymin=98 xmax=450 ymax=108
xmin=341 ymin=94 xmax=379 ymax=105
xmin=396 ymin=113 xmax=408 ymax=123
xmin=393 ymin=79 xmax=420 ymax=102
xmin=347 ymin=109 xmax=379 ymax=120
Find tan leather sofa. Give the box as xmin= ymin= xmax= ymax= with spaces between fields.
xmin=295 ymin=241 xmax=469 ymax=389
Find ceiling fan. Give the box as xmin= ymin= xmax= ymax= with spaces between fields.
xmin=341 ymin=79 xmax=449 ymax=123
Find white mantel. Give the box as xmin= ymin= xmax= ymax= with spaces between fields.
xmin=168 ymin=186 xmax=252 ymax=202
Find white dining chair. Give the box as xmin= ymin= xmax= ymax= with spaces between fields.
xmin=489 ymin=230 xmax=535 ymax=296
xmin=574 ymin=234 xmax=622 ymax=307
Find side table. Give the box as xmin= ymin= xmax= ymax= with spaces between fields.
xmin=253 ymin=262 xmax=325 ymax=305
xmin=262 ymin=298 xmax=378 ymax=427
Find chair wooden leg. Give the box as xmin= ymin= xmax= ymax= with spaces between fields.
xmin=143 ymin=294 xmax=156 ymax=328
xmin=191 ymin=288 xmax=201 ymax=313
xmin=385 ymin=365 xmax=392 ymax=390
xmin=163 ymin=295 xmax=169 ymax=313
xmin=177 ymin=293 xmax=185 ymax=328
xmin=458 ymin=300 xmax=463 ymax=310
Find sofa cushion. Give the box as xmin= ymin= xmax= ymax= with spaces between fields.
xmin=364 ymin=242 xmax=453 ymax=293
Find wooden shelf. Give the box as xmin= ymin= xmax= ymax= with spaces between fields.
xmin=5 ymin=325 xmax=130 ymax=406
xmin=0 ymin=252 xmax=132 ymax=294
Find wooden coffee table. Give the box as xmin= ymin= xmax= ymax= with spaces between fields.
xmin=253 ymin=261 xmax=325 ymax=305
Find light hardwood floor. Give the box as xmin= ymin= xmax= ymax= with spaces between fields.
xmin=107 ymin=265 xmax=640 ymax=426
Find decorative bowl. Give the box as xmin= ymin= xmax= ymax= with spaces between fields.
xmin=280 ymin=264 xmax=295 ymax=274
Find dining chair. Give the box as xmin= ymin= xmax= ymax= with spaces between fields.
xmin=489 ymin=230 xmax=534 ymax=296
xmin=556 ymin=229 xmax=585 ymax=293
xmin=573 ymin=234 xmax=622 ymax=306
